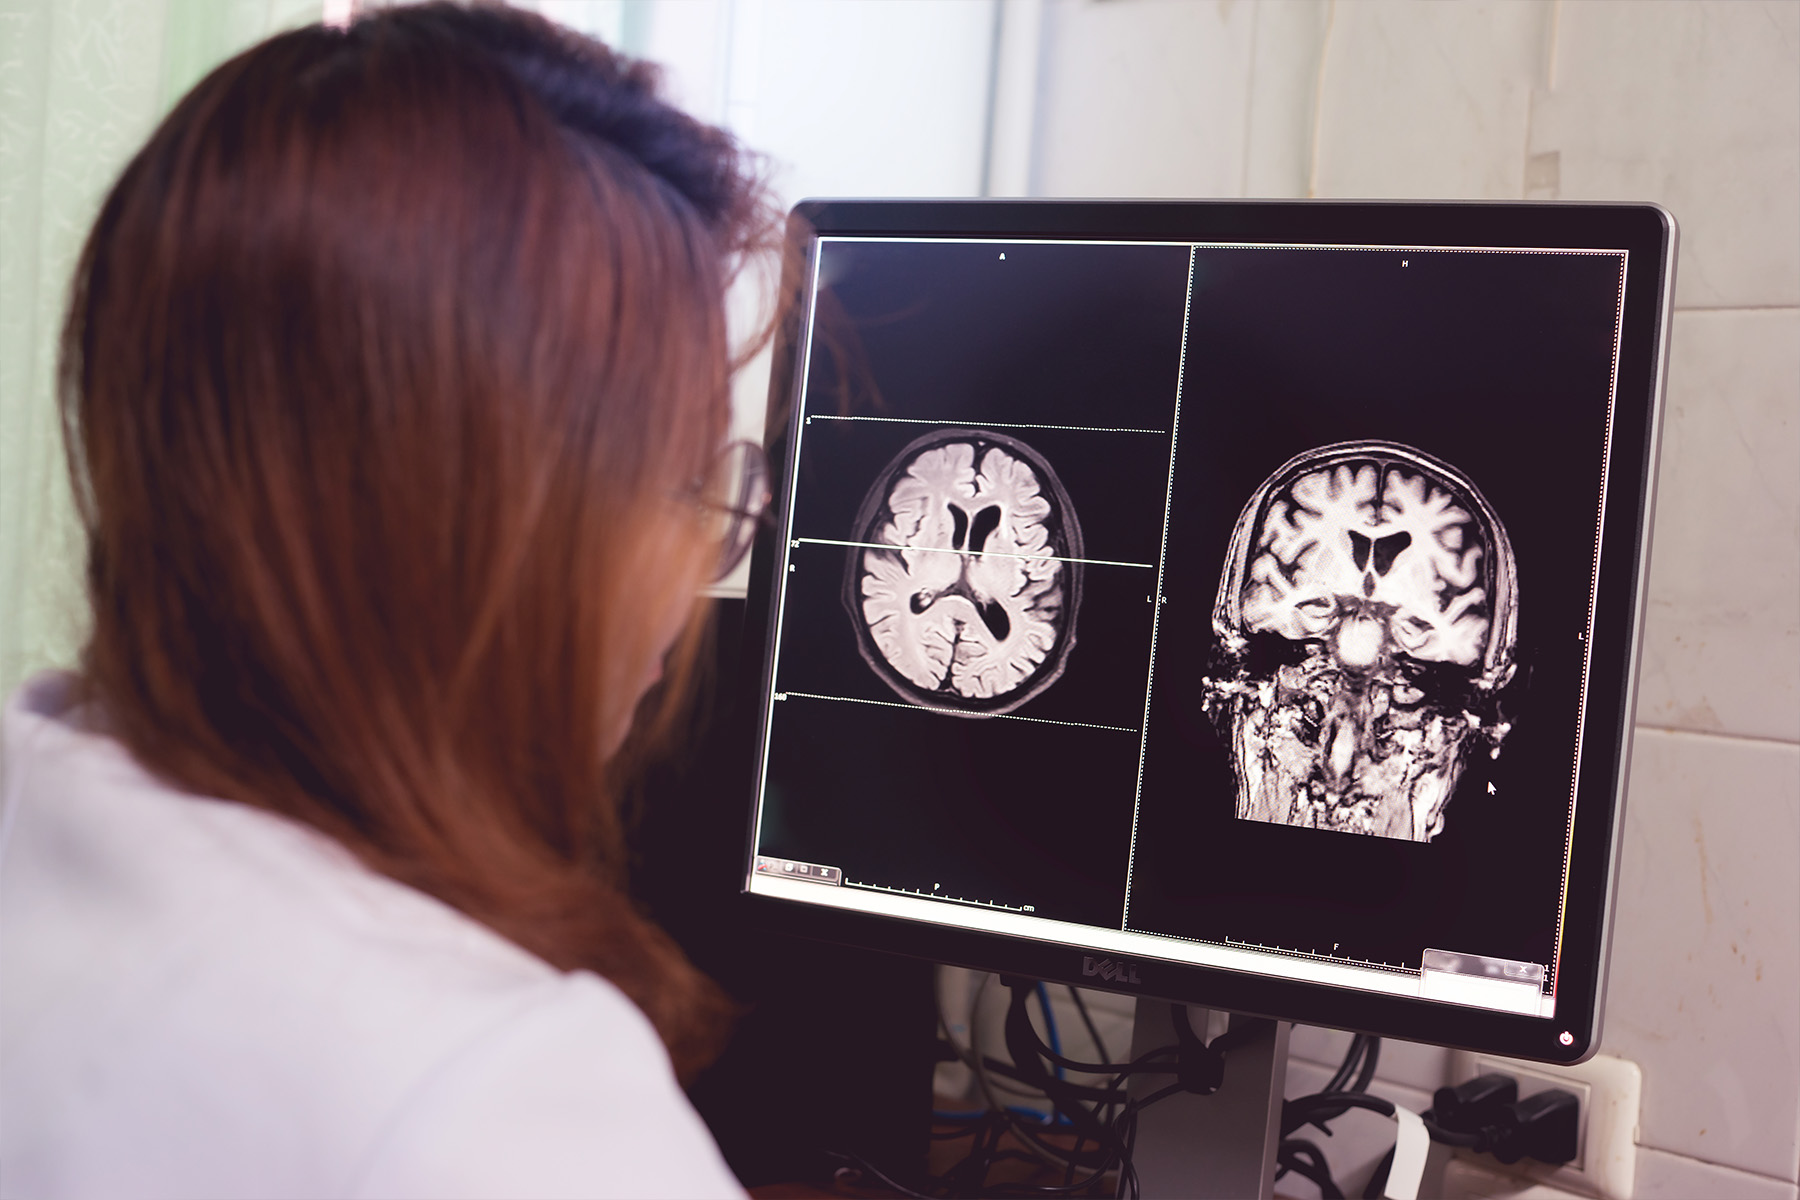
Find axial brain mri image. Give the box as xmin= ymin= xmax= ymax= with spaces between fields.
xmin=1204 ymin=441 xmax=1519 ymax=842
xmin=844 ymin=430 xmax=1083 ymax=717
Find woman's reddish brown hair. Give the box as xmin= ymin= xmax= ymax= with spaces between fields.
xmin=59 ymin=2 xmax=781 ymax=1078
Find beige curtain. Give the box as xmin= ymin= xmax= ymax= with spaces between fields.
xmin=0 ymin=0 xmax=319 ymax=703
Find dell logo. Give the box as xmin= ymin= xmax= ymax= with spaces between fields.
xmin=1082 ymin=956 xmax=1142 ymax=986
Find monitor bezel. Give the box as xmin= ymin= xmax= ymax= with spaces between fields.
xmin=732 ymin=199 xmax=1676 ymax=1065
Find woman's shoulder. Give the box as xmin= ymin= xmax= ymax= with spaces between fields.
xmin=0 ymin=673 xmax=742 ymax=1199
xmin=0 ymin=670 xmax=560 ymax=1008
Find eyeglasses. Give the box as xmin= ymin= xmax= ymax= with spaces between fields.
xmin=694 ymin=439 xmax=774 ymax=582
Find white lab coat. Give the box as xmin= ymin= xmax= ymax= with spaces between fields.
xmin=0 ymin=672 xmax=743 ymax=1199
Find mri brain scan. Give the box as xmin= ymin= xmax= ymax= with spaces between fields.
xmin=1203 ymin=441 xmax=1518 ymax=842
xmin=844 ymin=430 xmax=1083 ymax=717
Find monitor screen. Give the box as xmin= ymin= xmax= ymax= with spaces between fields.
xmin=737 ymin=201 xmax=1674 ymax=1064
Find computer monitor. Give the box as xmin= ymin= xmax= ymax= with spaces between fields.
xmin=736 ymin=200 xmax=1675 ymax=1067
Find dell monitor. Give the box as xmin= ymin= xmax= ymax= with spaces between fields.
xmin=734 ymin=200 xmax=1674 ymax=1084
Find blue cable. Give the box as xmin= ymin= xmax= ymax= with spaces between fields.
xmin=935 ymin=983 xmax=1074 ymax=1130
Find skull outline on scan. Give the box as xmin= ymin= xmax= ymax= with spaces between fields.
xmin=843 ymin=429 xmax=1084 ymax=718
xmin=1202 ymin=440 xmax=1519 ymax=842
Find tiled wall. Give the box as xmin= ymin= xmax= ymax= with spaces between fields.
xmin=1031 ymin=2 xmax=1800 ymax=1195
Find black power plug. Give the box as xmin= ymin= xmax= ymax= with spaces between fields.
xmin=1431 ymin=1072 xmax=1518 ymax=1132
xmin=1429 ymin=1073 xmax=1580 ymax=1168
xmin=1487 ymin=1088 xmax=1580 ymax=1166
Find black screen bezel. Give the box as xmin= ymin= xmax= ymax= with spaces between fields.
xmin=733 ymin=199 xmax=1674 ymax=1065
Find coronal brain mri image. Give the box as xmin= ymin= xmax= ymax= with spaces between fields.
xmin=844 ymin=429 xmax=1083 ymax=717
xmin=1203 ymin=440 xmax=1518 ymax=842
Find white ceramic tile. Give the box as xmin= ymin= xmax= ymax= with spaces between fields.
xmin=1309 ymin=1 xmax=1550 ymax=200
xmin=1602 ymin=728 xmax=1800 ymax=1182
xmin=1365 ymin=1036 xmax=1455 ymax=1098
xmin=1288 ymin=1025 xmax=1454 ymax=1096
xmin=1242 ymin=0 xmax=1330 ymax=199
xmin=1289 ymin=1022 xmax=1357 ymax=1068
xmin=1634 ymin=311 xmax=1800 ymax=743
xmin=1527 ymin=1 xmax=1800 ymax=310
xmin=1635 ymin=1146 xmax=1800 ymax=1200
xmin=1435 ymin=1140 xmax=1800 ymax=1199
xmin=746 ymin=0 xmax=994 ymax=204
xmin=637 ymin=0 xmax=730 ymax=124
xmin=1032 ymin=0 xmax=1256 ymax=199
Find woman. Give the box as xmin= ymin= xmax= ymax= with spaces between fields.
xmin=0 ymin=4 xmax=778 ymax=1195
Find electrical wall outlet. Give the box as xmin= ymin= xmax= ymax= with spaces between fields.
xmin=1446 ymin=1051 xmax=1642 ymax=1200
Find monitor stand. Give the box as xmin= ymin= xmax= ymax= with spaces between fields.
xmin=1126 ymin=1002 xmax=1291 ymax=1199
